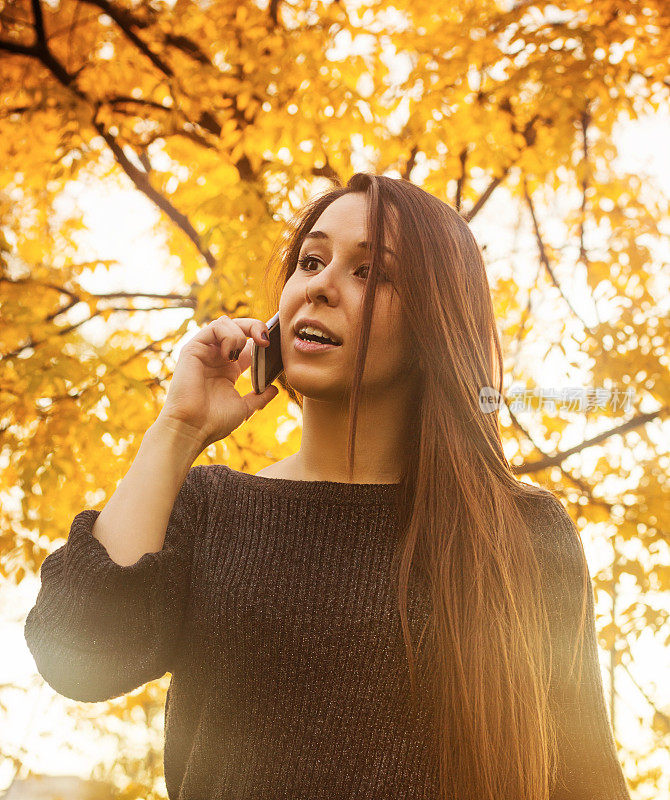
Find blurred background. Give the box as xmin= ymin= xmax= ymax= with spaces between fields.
xmin=1 ymin=0 xmax=668 ymax=797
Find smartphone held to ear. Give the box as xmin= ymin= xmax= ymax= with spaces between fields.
xmin=251 ymin=311 xmax=284 ymax=394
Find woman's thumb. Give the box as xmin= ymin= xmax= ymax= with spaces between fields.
xmin=242 ymin=384 xmax=279 ymax=417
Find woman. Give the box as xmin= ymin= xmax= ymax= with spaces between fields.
xmin=25 ymin=173 xmax=632 ymax=799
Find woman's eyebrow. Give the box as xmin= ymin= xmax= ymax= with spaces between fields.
xmin=304 ymin=230 xmax=397 ymax=258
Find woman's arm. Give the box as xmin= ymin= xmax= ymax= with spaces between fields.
xmin=24 ymin=423 xmax=207 ymax=702
xmin=90 ymin=418 xmax=204 ymax=565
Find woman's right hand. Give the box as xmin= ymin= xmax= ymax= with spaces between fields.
xmin=155 ymin=315 xmax=279 ymax=450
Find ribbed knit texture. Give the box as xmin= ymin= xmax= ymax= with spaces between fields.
xmin=24 ymin=464 xmax=632 ymax=800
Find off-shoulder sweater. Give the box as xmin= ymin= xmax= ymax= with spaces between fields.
xmin=24 ymin=464 xmax=632 ymax=799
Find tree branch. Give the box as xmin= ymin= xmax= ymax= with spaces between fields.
xmin=463 ymin=168 xmax=509 ymax=221
xmin=79 ymin=0 xmax=173 ymax=77
xmin=507 ymin=405 xmax=616 ymax=513
xmin=269 ymin=0 xmax=282 ymax=26
xmin=311 ymin=160 xmax=342 ymax=186
xmin=523 ymin=177 xmax=594 ymax=332
xmin=1 ymin=12 xmax=223 ymax=271
xmin=455 ymin=146 xmax=468 ymax=213
xmin=0 ymin=38 xmax=37 ymax=55
xmin=514 ymin=407 xmax=667 ymax=474
xmin=619 ymin=658 xmax=670 ymax=730
xmin=577 ymin=104 xmax=603 ymax=327
xmin=1 ymin=303 xmax=192 ymax=361
xmin=401 ymin=145 xmax=418 ymax=181
xmin=91 ymin=118 xmax=217 ymax=269
xmin=464 ymin=107 xmax=543 ymax=221
xmin=162 ymin=32 xmax=210 ymax=64
xmin=30 ymin=0 xmax=46 ymax=45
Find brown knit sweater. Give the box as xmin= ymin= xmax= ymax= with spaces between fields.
xmin=24 ymin=464 xmax=632 ymax=799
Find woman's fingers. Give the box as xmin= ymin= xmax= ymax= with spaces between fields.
xmin=190 ymin=315 xmax=270 ymax=364
xmin=231 ymin=317 xmax=271 ymax=348
xmin=241 ymin=384 xmax=279 ymax=418
xmin=231 ymin=337 xmax=254 ymax=371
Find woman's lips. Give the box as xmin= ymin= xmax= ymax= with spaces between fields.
xmin=293 ymin=334 xmax=342 ymax=353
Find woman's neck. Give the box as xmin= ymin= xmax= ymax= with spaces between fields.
xmin=292 ymin=392 xmax=412 ymax=483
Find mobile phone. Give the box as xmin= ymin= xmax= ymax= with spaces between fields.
xmin=251 ymin=311 xmax=284 ymax=394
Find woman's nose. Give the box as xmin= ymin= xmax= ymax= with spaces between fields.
xmin=305 ymin=262 xmax=340 ymax=305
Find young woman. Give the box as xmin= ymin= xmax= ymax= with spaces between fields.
xmin=25 ymin=173 xmax=632 ymax=800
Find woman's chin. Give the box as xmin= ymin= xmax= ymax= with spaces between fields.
xmin=283 ymin=368 xmax=351 ymax=402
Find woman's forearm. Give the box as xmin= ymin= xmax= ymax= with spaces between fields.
xmin=91 ymin=419 xmax=205 ymax=567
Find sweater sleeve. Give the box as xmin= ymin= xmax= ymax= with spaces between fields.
xmin=541 ymin=499 xmax=632 ymax=800
xmin=24 ymin=465 xmax=204 ymax=703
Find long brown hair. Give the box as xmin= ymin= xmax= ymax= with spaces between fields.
xmin=259 ymin=173 xmax=589 ymax=800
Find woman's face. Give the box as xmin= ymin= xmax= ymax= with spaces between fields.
xmin=278 ymin=192 xmax=412 ymax=402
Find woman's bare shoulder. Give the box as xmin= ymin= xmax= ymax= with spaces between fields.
xmin=253 ymin=455 xmax=298 ymax=479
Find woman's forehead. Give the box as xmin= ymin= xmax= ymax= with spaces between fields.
xmin=311 ymin=193 xmax=368 ymax=236
xmin=302 ymin=194 xmax=399 ymax=256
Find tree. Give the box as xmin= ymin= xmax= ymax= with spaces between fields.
xmin=1 ymin=0 xmax=668 ymax=796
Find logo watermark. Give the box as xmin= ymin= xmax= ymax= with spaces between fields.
xmin=479 ymin=385 xmax=635 ymax=414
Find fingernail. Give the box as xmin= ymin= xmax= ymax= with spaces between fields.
xmin=261 ymin=332 xmax=269 ymax=342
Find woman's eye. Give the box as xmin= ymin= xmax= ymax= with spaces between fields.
xmin=357 ymin=264 xmax=390 ymax=282
xmin=297 ymin=255 xmax=321 ymax=272
xmin=297 ymin=256 xmax=389 ymax=283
